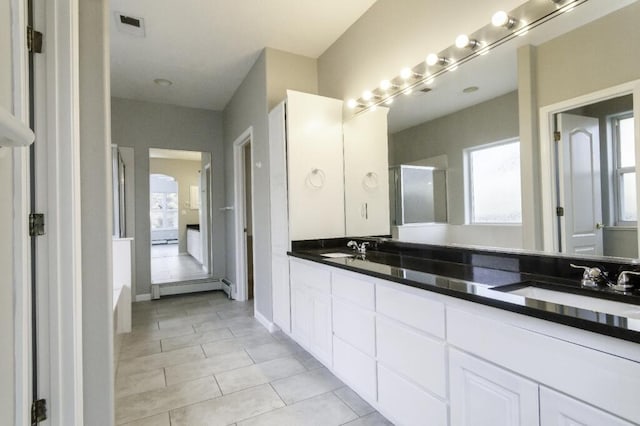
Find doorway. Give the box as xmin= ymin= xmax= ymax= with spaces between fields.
xmin=149 ymin=148 xmax=213 ymax=285
xmin=233 ymin=129 xmax=255 ymax=302
xmin=541 ymin=85 xmax=639 ymax=258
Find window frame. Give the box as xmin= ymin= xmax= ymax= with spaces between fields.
xmin=464 ymin=137 xmax=522 ymax=225
xmin=611 ymin=111 xmax=637 ymax=226
xmin=150 ymin=191 xmax=179 ymax=231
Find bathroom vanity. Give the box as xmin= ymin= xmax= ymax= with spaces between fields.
xmin=282 ymin=239 xmax=640 ymax=426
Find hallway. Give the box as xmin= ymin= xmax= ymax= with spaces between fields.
xmin=115 ymin=291 xmax=392 ymax=425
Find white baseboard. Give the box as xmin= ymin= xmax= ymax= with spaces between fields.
xmin=158 ymin=280 xmax=221 ymax=297
xmin=255 ymin=309 xmax=278 ymax=333
xmin=134 ymin=293 xmax=151 ymax=302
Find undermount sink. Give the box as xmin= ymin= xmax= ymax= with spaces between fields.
xmin=321 ymin=252 xmax=354 ymax=258
xmin=504 ymin=285 xmax=640 ymax=319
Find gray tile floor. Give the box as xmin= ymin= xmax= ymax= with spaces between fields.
xmin=116 ymin=291 xmax=393 ymax=425
xmin=151 ymin=244 xmax=211 ymax=284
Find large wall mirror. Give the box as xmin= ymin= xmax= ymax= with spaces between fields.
xmin=378 ymin=0 xmax=640 ymax=260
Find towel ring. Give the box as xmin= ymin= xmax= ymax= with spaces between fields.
xmin=307 ymin=168 xmax=326 ymax=189
xmin=362 ymin=172 xmax=379 ymax=190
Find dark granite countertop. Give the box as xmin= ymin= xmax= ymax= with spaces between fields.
xmin=289 ymin=239 xmax=640 ymax=344
xmin=186 ymin=224 xmax=200 ymax=231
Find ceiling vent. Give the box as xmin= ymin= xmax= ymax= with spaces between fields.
xmin=114 ymin=12 xmax=146 ymax=37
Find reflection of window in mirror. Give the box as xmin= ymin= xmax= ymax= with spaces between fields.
xmin=466 ymin=139 xmax=522 ymax=224
xmin=612 ymin=112 xmax=636 ymax=225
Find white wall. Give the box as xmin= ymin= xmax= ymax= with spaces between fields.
xmin=223 ymin=47 xmax=317 ymax=321
xmin=111 ymin=98 xmax=225 ymax=297
xmin=79 ymin=0 xmax=114 ymax=423
xmin=0 ymin=0 xmax=15 ymax=422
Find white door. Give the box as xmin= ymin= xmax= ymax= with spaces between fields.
xmin=449 ymin=348 xmax=540 ymax=426
xmin=540 ymin=387 xmax=634 ymax=426
xmin=557 ymin=113 xmax=603 ymax=255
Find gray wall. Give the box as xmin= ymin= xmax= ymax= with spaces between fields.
xmin=0 ymin=0 xmax=15 ymax=421
xmin=79 ymin=0 xmax=114 ymax=423
xmin=223 ymin=47 xmax=317 ymax=321
xmin=111 ymin=98 xmax=225 ymax=296
xmin=391 ymin=91 xmax=519 ymax=225
xmin=149 ymin=158 xmax=201 ymax=253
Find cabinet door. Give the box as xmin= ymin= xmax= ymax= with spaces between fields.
xmin=286 ymin=90 xmax=345 ymax=240
xmin=449 ymin=348 xmax=539 ymax=426
xmin=343 ymin=107 xmax=390 ymax=236
xmin=291 ymin=284 xmax=313 ymax=348
xmin=272 ymin=253 xmax=290 ymax=333
xmin=540 ymin=387 xmax=634 ymax=426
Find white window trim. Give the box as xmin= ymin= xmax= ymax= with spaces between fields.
xmin=464 ymin=137 xmax=522 ymax=225
xmin=610 ymin=111 xmax=636 ymax=226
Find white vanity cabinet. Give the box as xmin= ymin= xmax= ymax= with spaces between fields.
xmin=343 ymin=107 xmax=390 ymax=237
xmin=289 ymin=259 xmax=333 ymax=366
xmin=279 ymin=258 xmax=640 ymax=426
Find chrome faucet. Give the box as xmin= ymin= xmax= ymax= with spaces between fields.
xmin=570 ymin=264 xmax=609 ymax=288
xmin=610 ymin=270 xmax=640 ymax=292
xmin=347 ymin=240 xmax=369 ymax=255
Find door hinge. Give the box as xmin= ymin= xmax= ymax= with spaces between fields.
xmin=27 ymin=26 xmax=43 ymax=54
xmin=554 ymin=131 xmax=561 ymax=142
xmin=556 ymin=206 xmax=565 ymax=217
xmin=29 ymin=213 xmax=45 ymax=236
xmin=31 ymin=399 xmax=47 ymax=425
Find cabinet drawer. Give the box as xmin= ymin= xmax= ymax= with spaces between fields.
xmin=540 ymin=386 xmax=634 ymax=426
xmin=333 ymin=336 xmax=377 ymax=402
xmin=378 ymin=364 xmax=448 ymax=426
xmin=376 ymin=284 xmax=445 ymax=339
xmin=333 ymin=299 xmax=375 ymax=356
xmin=332 ymin=270 xmax=375 ymax=310
xmin=290 ymin=259 xmax=331 ymax=293
xmin=376 ymin=316 xmax=447 ymax=398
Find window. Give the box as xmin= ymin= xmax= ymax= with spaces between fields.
xmin=613 ymin=113 xmax=636 ymax=224
xmin=150 ymin=192 xmax=178 ymax=230
xmin=466 ymin=139 xmax=522 ymax=224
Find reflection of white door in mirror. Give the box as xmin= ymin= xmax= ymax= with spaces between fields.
xmin=557 ymin=113 xmax=602 ymax=256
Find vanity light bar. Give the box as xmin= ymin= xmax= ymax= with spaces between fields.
xmin=348 ymin=0 xmax=585 ymax=114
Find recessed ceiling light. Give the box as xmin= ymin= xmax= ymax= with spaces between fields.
xmin=154 ymin=78 xmax=173 ymax=87
xmin=463 ymin=86 xmax=479 ymax=93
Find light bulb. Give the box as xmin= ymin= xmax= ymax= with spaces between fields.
xmin=455 ymin=34 xmax=470 ymax=48
xmin=347 ymin=99 xmax=358 ymax=109
xmin=400 ymin=67 xmax=412 ymax=80
xmin=362 ymin=90 xmax=373 ymax=101
xmin=426 ymin=54 xmax=439 ymax=66
xmin=492 ymin=11 xmax=508 ymax=27
xmin=380 ymin=79 xmax=392 ymax=91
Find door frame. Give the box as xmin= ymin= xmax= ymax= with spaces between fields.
xmin=10 ymin=0 xmax=32 ymax=423
xmin=232 ymin=127 xmax=255 ymax=302
xmin=540 ymin=79 xmax=640 ymax=254
xmin=202 ymin=161 xmax=213 ymax=274
xmin=15 ymin=0 xmax=84 ymax=424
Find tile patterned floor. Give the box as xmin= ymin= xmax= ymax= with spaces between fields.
xmin=116 ymin=291 xmax=393 ymax=425
xmin=151 ymin=244 xmax=211 ymax=284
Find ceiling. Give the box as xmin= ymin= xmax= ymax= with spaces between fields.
xmin=110 ymin=0 xmax=378 ymax=111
